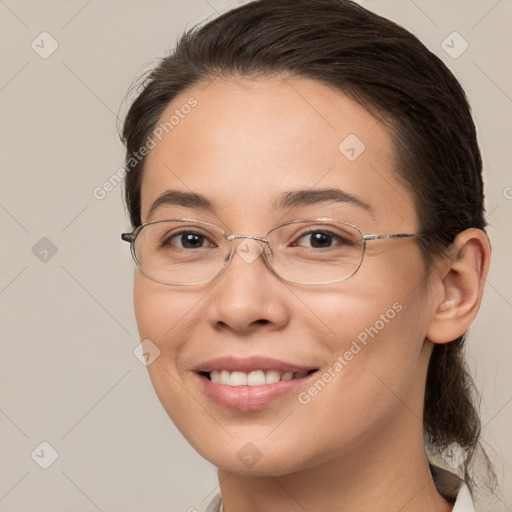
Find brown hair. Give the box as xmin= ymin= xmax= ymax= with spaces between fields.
xmin=121 ymin=0 xmax=497 ymax=497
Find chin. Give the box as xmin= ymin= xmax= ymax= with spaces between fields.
xmin=189 ymin=438 xmax=322 ymax=477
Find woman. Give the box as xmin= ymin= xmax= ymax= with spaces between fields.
xmin=120 ymin=1 xmax=498 ymax=510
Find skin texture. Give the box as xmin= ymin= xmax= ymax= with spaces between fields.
xmin=132 ymin=76 xmax=490 ymax=512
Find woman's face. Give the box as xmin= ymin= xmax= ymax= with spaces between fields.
xmin=134 ymin=76 xmax=440 ymax=475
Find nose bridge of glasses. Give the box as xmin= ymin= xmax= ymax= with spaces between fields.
xmin=226 ymin=234 xmax=273 ymax=260
xmin=226 ymin=234 xmax=268 ymax=244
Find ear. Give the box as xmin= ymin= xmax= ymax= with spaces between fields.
xmin=426 ymin=228 xmax=491 ymax=344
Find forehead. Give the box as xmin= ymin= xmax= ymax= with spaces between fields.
xmin=140 ymin=76 xmax=417 ymax=231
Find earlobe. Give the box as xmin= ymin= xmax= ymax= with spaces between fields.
xmin=426 ymin=228 xmax=491 ymax=344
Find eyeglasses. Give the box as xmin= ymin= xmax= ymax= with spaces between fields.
xmin=121 ymin=217 xmax=428 ymax=286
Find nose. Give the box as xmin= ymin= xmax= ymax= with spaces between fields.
xmin=206 ymin=237 xmax=289 ymax=334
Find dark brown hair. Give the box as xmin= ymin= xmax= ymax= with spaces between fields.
xmin=121 ymin=0 xmax=497 ymax=498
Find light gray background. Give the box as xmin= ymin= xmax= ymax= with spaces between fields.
xmin=1 ymin=0 xmax=511 ymax=510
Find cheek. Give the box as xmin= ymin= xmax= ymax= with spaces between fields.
xmin=133 ymin=273 xmax=199 ymax=396
xmin=133 ymin=272 xmax=201 ymax=343
xmin=293 ymin=266 xmax=426 ymax=354
xmin=133 ymin=273 xmax=203 ymax=427
xmin=291 ymin=271 xmax=429 ymax=415
xmin=281 ymin=286 xmax=428 ymax=466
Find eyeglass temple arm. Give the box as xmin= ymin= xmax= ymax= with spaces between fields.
xmin=363 ymin=233 xmax=425 ymax=241
xmin=121 ymin=233 xmax=136 ymax=243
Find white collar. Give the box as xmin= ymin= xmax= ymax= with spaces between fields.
xmin=452 ymin=483 xmax=475 ymax=512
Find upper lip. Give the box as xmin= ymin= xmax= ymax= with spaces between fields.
xmin=193 ymin=356 xmax=318 ymax=374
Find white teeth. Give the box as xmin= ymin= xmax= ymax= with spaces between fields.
xmin=265 ymin=370 xmax=281 ymax=384
xmin=230 ymin=371 xmax=247 ymax=386
xmin=208 ymin=369 xmax=311 ymax=386
xmin=247 ymin=370 xmax=266 ymax=386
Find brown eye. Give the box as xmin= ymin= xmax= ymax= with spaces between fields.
xmin=293 ymin=230 xmax=347 ymax=249
xmin=163 ymin=231 xmax=213 ymax=249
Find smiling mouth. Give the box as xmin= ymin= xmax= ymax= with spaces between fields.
xmin=200 ymin=369 xmax=318 ymax=386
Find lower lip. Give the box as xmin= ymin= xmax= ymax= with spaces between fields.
xmin=195 ymin=372 xmax=317 ymax=411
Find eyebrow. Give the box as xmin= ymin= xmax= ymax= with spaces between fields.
xmin=147 ymin=190 xmax=216 ymax=220
xmin=146 ymin=187 xmax=374 ymax=220
xmin=272 ymin=188 xmax=374 ymax=215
